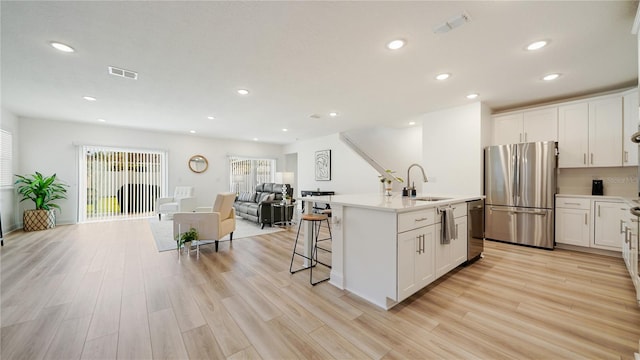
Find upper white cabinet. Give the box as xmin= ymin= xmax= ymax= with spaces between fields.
xmin=493 ymin=108 xmax=558 ymax=145
xmin=623 ymin=91 xmax=639 ymax=167
xmin=558 ymin=96 xmax=623 ymax=168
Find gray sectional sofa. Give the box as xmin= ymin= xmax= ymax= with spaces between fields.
xmin=233 ymin=183 xmax=294 ymax=228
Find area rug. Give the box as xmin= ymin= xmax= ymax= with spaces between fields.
xmin=149 ymin=217 xmax=285 ymax=252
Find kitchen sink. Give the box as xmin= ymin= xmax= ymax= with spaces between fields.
xmin=414 ymin=196 xmax=452 ymax=202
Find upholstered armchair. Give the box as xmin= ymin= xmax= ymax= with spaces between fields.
xmin=156 ymin=186 xmax=196 ymax=220
xmin=173 ymin=192 xmax=236 ymax=253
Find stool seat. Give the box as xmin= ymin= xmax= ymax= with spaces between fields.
xmin=301 ymin=213 xmax=328 ymax=222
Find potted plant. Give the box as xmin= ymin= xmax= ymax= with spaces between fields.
xmin=15 ymin=172 xmax=68 ymax=231
xmin=176 ymin=227 xmax=198 ymax=253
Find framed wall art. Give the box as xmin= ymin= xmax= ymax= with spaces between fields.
xmin=315 ymin=149 xmax=331 ymax=181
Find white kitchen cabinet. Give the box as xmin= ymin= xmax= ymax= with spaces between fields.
xmin=435 ymin=203 xmax=468 ymax=278
xmin=397 ymin=224 xmax=436 ymax=302
xmin=558 ymin=96 xmax=623 ymax=168
xmin=493 ymin=108 xmax=557 ymax=145
xmin=555 ymin=197 xmax=590 ymax=247
xmin=593 ymin=201 xmax=626 ymax=251
xmin=623 ymin=91 xmax=639 ymax=167
xmin=589 ymin=98 xmax=623 ymax=167
xmin=558 ymin=103 xmax=589 ymax=168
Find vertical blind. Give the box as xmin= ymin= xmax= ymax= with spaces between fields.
xmin=79 ymin=146 xmax=167 ymax=222
xmin=0 ymin=130 xmax=12 ymax=188
xmin=229 ymin=156 xmax=275 ymax=194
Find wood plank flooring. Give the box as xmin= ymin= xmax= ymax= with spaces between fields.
xmin=2 ymin=219 xmax=639 ymax=359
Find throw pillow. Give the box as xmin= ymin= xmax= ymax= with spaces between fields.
xmin=258 ymin=192 xmax=274 ymax=203
xmin=238 ymin=192 xmax=251 ymax=202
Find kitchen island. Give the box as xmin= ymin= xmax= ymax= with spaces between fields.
xmin=298 ymin=193 xmax=484 ymax=310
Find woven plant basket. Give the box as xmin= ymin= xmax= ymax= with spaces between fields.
xmin=23 ymin=209 xmax=55 ymax=232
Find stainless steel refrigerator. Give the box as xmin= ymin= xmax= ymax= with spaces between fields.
xmin=485 ymin=141 xmax=557 ymax=249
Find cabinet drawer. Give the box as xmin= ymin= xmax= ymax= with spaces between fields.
xmin=398 ymin=209 xmax=436 ymax=233
xmin=556 ymin=197 xmax=590 ymax=210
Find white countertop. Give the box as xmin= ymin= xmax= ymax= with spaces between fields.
xmin=297 ymin=193 xmax=484 ymax=213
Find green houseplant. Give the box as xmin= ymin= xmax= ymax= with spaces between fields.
xmin=15 ymin=172 xmax=69 ymax=231
xmin=176 ymin=227 xmax=199 ymax=252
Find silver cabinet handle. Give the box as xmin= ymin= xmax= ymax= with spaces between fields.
xmin=415 ymin=217 xmax=428 ymax=222
xmin=583 ymin=153 xmax=586 ymax=164
xmin=584 ymin=213 xmax=587 ymax=225
xmin=625 ymin=151 xmax=629 ymax=163
xmin=422 ymin=234 xmax=425 ymax=253
xmin=455 ymin=224 xmax=459 ymax=239
xmin=598 ymin=205 xmax=601 ymax=217
xmin=525 ymin=132 xmax=528 ymax=142
xmin=564 ymin=202 xmax=581 ymax=206
xmin=620 ymin=219 xmax=625 ymax=234
xmin=591 ymin=153 xmax=594 ymax=165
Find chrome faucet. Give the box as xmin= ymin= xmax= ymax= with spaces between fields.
xmin=407 ymin=163 xmax=429 ymax=191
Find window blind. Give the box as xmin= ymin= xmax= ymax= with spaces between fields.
xmin=229 ymin=156 xmax=275 ymax=194
xmin=79 ymin=145 xmax=167 ymax=222
xmin=0 ymin=130 xmax=13 ymax=188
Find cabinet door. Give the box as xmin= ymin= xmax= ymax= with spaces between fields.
xmin=397 ymin=228 xmax=419 ymax=301
xmin=523 ymin=107 xmax=558 ymax=143
xmin=623 ymin=92 xmax=639 ymax=166
xmin=415 ymin=225 xmax=436 ymax=289
xmin=434 ymin=223 xmax=450 ymax=278
xmin=558 ymin=103 xmax=589 ymax=168
xmin=555 ymin=208 xmax=590 ymax=247
xmin=589 ymin=97 xmax=623 ymax=167
xmin=493 ymin=113 xmax=523 ymax=145
xmin=593 ymin=201 xmax=625 ymax=250
xmin=452 ymin=216 xmax=468 ymax=266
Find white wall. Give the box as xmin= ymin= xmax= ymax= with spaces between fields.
xmin=17 ymin=117 xmax=284 ymax=225
xmin=344 ymin=126 xmax=423 ymax=192
xmin=1 ymin=109 xmax=20 ymax=232
xmin=284 ymin=133 xmax=380 ymax=196
xmin=421 ymin=102 xmax=488 ymax=195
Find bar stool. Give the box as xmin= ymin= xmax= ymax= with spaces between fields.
xmin=289 ymin=213 xmax=332 ymax=285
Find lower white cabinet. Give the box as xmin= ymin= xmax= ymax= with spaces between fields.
xmin=435 ymin=214 xmax=468 ymax=278
xmin=555 ymin=201 xmax=590 ymax=247
xmin=397 ymin=225 xmax=436 ymax=301
xmin=556 ymin=196 xmax=625 ymax=251
xmin=593 ymin=201 xmax=627 ymax=251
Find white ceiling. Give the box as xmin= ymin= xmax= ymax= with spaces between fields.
xmin=2 ymin=1 xmax=638 ymax=144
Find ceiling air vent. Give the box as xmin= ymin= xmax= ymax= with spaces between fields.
xmin=108 ymin=66 xmax=138 ymax=80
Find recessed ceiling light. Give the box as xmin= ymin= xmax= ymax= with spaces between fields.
xmin=282 ymin=128 xmax=288 ymax=132
xmin=466 ymin=93 xmax=479 ymax=99
xmin=435 ymin=73 xmax=451 ymax=81
xmin=253 ymin=138 xmax=259 ymax=141
xmin=83 ymin=96 xmax=97 ymax=101
xmin=97 ymin=118 xmax=106 ymax=122
xmin=207 ymin=116 xmax=215 ymax=120
xmin=189 ymin=130 xmax=196 ymax=134
xmin=329 ymin=112 xmax=338 ymax=117
xmin=237 ymin=89 xmax=250 ymax=95
xmin=542 ymin=73 xmax=560 ymax=81
xmin=409 ymin=121 xmax=416 ymax=126
xmin=386 ymin=39 xmax=406 ymax=50
xmin=50 ymin=41 xmax=75 ymax=53
xmin=527 ymin=40 xmax=548 ymax=51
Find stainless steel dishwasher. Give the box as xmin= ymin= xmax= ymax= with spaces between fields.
xmin=467 ymin=199 xmax=485 ymax=263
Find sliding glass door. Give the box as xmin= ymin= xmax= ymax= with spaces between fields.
xmin=78 ymin=145 xmax=167 ymax=222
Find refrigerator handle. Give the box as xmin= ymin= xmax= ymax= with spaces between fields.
xmin=514 ymin=148 xmax=520 ymax=204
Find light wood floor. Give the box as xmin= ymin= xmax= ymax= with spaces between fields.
xmin=2 ymin=219 xmax=640 ymax=359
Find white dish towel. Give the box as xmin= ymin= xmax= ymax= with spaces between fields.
xmin=441 ymin=208 xmax=455 ymax=244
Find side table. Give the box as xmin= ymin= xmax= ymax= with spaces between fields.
xmin=271 ymin=203 xmax=295 ymax=227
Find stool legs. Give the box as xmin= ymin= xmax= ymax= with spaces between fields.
xmin=289 ymin=218 xmax=331 ymax=286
